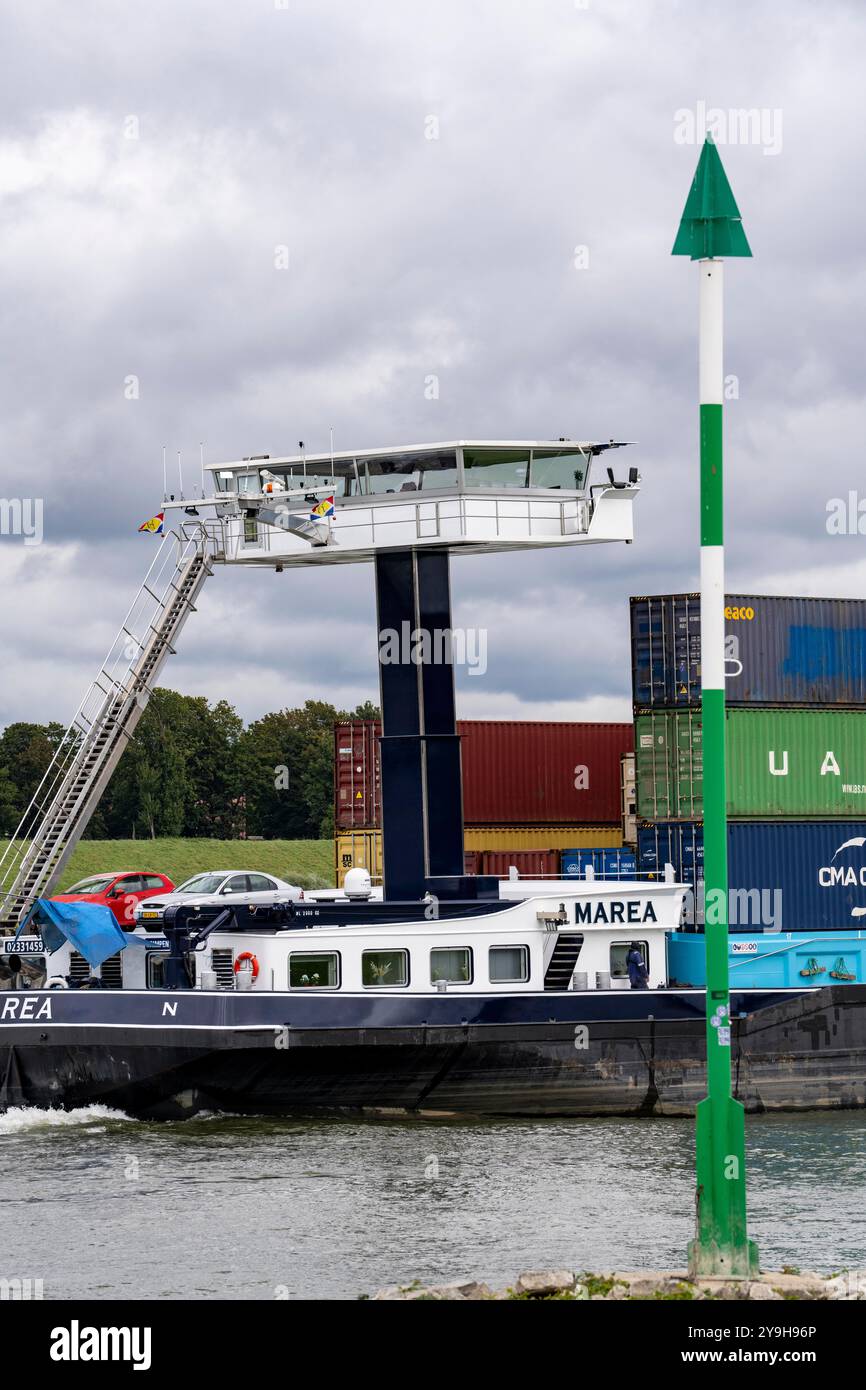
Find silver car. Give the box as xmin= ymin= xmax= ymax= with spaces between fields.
xmin=132 ymin=869 xmax=303 ymax=925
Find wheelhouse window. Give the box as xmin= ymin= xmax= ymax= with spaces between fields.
xmin=242 ymin=513 xmax=259 ymax=545
xmin=611 ymin=941 xmax=649 ymax=980
xmin=351 ymin=450 xmax=459 ymax=496
xmin=362 ymin=949 xmax=409 ymax=988
xmin=529 ymin=448 xmax=589 ymax=491
xmin=278 ymin=468 xmax=341 ymax=494
xmin=462 ymin=448 xmax=530 ymax=489
xmin=489 ymin=945 xmax=529 ymax=983
xmin=430 ymin=947 xmax=473 ymax=984
xmin=290 ymin=952 xmax=340 ymax=989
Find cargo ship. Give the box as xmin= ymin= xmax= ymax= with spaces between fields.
xmin=3 ymin=445 xmax=866 ymax=1119
xmin=3 ymin=873 xmax=865 ymax=1120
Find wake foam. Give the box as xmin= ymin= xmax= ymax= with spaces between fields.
xmin=0 ymin=1104 xmax=135 ymax=1134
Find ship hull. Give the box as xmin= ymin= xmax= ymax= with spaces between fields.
xmin=1 ymin=985 xmax=864 ymax=1120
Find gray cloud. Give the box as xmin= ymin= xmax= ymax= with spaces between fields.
xmin=2 ymin=0 xmax=865 ymax=727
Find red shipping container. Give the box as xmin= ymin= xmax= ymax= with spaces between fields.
xmin=334 ymin=719 xmax=633 ymax=830
xmin=480 ymin=849 xmax=559 ymax=879
xmin=463 ymin=851 xmax=479 ymax=875
xmin=334 ymin=721 xmax=382 ymax=829
xmin=459 ymin=720 xmax=632 ymax=826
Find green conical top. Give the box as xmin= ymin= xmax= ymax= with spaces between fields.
xmin=672 ymin=136 xmax=752 ymax=259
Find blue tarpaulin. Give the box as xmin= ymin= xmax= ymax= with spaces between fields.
xmin=17 ymin=899 xmax=147 ymax=967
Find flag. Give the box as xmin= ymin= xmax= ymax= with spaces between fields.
xmin=310 ymin=496 xmax=335 ymax=521
xmin=138 ymin=511 xmax=164 ymax=535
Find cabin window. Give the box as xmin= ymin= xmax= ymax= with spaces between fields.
xmin=0 ymin=952 xmax=46 ymax=990
xmin=489 ymin=945 xmax=529 ymax=983
xmin=610 ymin=941 xmax=649 ymax=980
xmin=147 ymin=955 xmax=168 ymax=988
xmin=462 ymin=448 xmax=530 ymax=489
xmin=242 ymin=514 xmax=259 ymax=545
xmin=430 ymin=947 xmax=473 ymax=984
xmin=352 ymin=451 xmax=459 ymax=496
xmin=362 ymin=949 xmax=409 ymax=988
xmin=290 ymin=952 xmax=341 ymax=989
xmin=529 ymin=449 xmax=589 ymax=491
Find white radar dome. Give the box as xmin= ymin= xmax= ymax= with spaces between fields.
xmin=343 ymin=867 xmax=373 ymax=900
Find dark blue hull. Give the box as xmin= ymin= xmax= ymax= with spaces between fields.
xmin=1 ymin=985 xmax=864 ymax=1119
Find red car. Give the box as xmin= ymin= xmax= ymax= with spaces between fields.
xmin=53 ymin=871 xmax=176 ymax=927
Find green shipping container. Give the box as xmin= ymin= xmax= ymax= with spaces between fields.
xmin=635 ymin=709 xmax=866 ymax=820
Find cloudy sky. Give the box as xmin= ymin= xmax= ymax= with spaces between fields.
xmin=1 ymin=0 xmax=865 ymax=730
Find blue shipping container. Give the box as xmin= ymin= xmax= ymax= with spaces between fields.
xmin=639 ymin=820 xmax=866 ymax=932
xmin=561 ymin=848 xmax=637 ymax=879
xmin=668 ymin=930 xmax=866 ymax=988
xmin=630 ymin=593 xmax=866 ymax=708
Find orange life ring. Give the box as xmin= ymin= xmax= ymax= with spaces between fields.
xmin=234 ymin=952 xmax=260 ymax=982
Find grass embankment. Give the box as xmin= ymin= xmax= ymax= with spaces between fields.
xmin=0 ymin=839 xmax=334 ymax=892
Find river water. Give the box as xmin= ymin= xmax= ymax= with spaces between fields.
xmin=2 ymin=1106 xmax=864 ymax=1299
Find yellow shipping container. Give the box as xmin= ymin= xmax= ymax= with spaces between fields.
xmin=335 ymin=825 xmax=622 ymax=887
xmin=335 ymin=830 xmax=383 ymax=887
xmin=463 ymin=825 xmax=622 ymax=852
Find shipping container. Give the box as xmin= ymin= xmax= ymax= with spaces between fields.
xmin=335 ymin=719 xmax=632 ymax=829
xmin=637 ymin=821 xmax=704 ymax=882
xmin=334 ymin=722 xmax=382 ymax=829
xmin=461 ymin=720 xmax=631 ymax=825
xmin=335 ymin=829 xmax=620 ymax=886
xmin=636 ymin=708 xmax=866 ymax=821
xmin=561 ymin=847 xmax=637 ymax=879
xmin=463 ymin=825 xmax=622 ymax=852
xmin=335 ymin=830 xmax=383 ymax=888
xmin=631 ymin=593 xmax=866 ymax=709
xmin=639 ymin=820 xmax=866 ymax=933
xmin=634 ymin=711 xmax=703 ymax=820
xmin=480 ymin=849 xmax=560 ymax=879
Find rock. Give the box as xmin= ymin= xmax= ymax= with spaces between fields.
xmin=605 ymin=1284 xmax=628 ymax=1300
xmin=694 ymin=1280 xmax=749 ymax=1300
xmin=755 ymin=1272 xmax=827 ymax=1299
xmin=624 ymin=1275 xmax=690 ymax=1299
xmin=746 ymin=1283 xmax=783 ymax=1300
xmin=825 ymin=1270 xmax=866 ymax=1300
xmin=445 ymin=1281 xmax=493 ymax=1301
xmin=515 ymin=1269 xmax=576 ymax=1297
xmin=372 ymin=1278 xmax=489 ymax=1300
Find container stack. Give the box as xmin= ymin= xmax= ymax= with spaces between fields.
xmin=630 ymin=593 xmax=866 ymax=932
xmin=333 ymin=719 xmax=634 ymax=885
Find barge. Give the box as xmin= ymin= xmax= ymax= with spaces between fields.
xmin=2 ymin=439 xmax=865 ymax=1119
xmin=2 ymin=875 xmax=864 ymax=1120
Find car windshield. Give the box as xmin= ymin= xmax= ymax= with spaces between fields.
xmin=176 ymin=874 xmax=226 ymax=894
xmin=66 ymin=877 xmax=112 ymax=894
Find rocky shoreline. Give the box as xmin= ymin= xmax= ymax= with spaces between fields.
xmin=370 ymin=1267 xmax=866 ymax=1301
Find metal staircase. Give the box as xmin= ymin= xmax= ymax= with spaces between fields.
xmin=0 ymin=525 xmax=219 ymax=928
xmin=543 ymin=934 xmax=585 ymax=991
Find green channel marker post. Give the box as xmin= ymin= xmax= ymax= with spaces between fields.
xmin=672 ymin=136 xmax=759 ymax=1279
